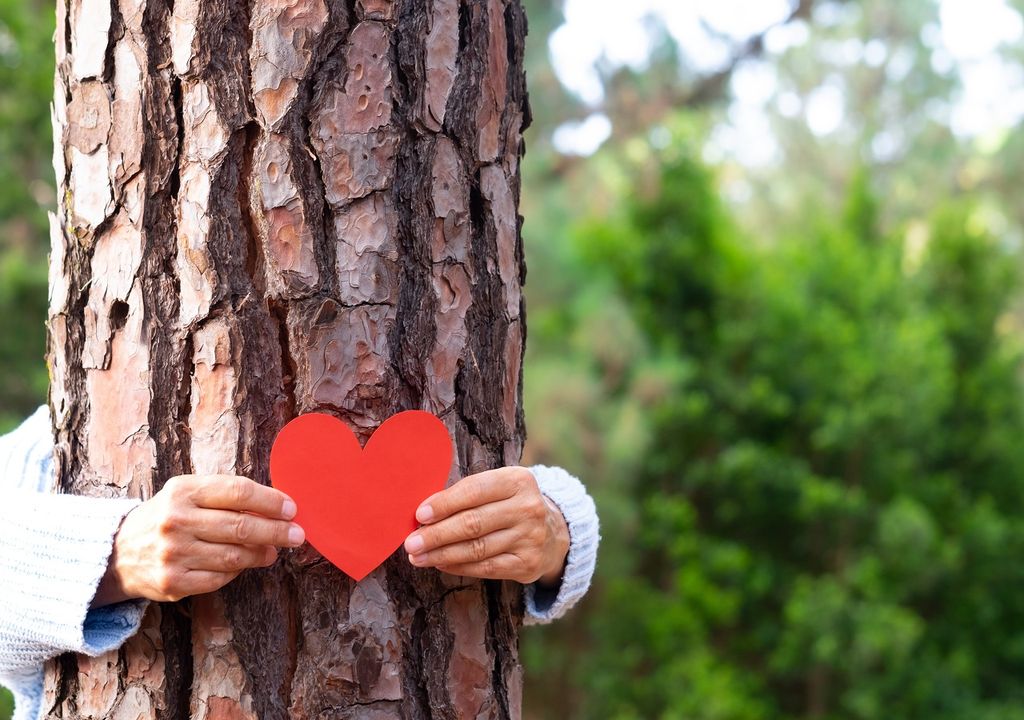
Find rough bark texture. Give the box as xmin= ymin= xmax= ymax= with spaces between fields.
xmin=43 ymin=0 xmax=531 ymax=717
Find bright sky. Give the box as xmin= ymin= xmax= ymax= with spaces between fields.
xmin=548 ymin=0 xmax=1024 ymax=159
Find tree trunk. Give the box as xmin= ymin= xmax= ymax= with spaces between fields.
xmin=43 ymin=0 xmax=530 ymax=717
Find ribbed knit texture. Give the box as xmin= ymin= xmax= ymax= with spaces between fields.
xmin=525 ymin=464 xmax=601 ymax=625
xmin=0 ymin=408 xmax=600 ymax=718
xmin=0 ymin=408 xmax=145 ymax=720
xmin=0 ymin=407 xmax=55 ymax=495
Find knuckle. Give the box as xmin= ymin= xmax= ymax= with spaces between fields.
xmin=470 ymin=537 xmax=488 ymax=562
xmin=526 ymin=497 xmax=547 ymax=521
xmin=463 ymin=510 xmax=484 ymax=538
xmin=462 ymin=478 xmax=486 ymax=506
xmin=472 ymin=481 xmax=491 ymax=506
xmin=512 ymin=467 xmax=536 ymax=493
xmin=163 ymin=475 xmax=191 ymax=502
xmin=156 ymin=540 xmax=176 ymax=565
xmin=154 ymin=569 xmax=177 ymax=597
xmin=233 ymin=515 xmax=253 ymax=542
xmin=156 ymin=517 xmax=175 ymax=537
xmin=481 ymin=558 xmax=497 ymax=577
xmin=158 ymin=508 xmax=185 ymax=535
xmin=233 ymin=478 xmax=254 ymax=506
xmin=223 ymin=548 xmax=245 ymax=571
xmin=518 ymin=562 xmax=539 ymax=584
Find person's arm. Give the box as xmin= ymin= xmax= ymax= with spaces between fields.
xmin=404 ymin=464 xmax=600 ymax=624
xmin=0 ymin=408 xmax=305 ymax=720
xmin=0 ymin=409 xmax=147 ymax=680
xmin=0 ymin=476 xmax=305 ymax=720
xmin=0 ymin=484 xmax=147 ymax=720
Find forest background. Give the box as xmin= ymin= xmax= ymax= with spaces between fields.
xmin=6 ymin=0 xmax=1024 ymax=718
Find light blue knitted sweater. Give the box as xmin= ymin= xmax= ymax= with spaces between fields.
xmin=0 ymin=406 xmax=599 ymax=720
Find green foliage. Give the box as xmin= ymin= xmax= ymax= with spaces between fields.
xmin=560 ymin=135 xmax=1024 ymax=719
xmin=0 ymin=0 xmax=55 ymax=236
xmin=0 ymin=248 xmax=49 ymax=432
xmin=0 ymin=0 xmax=53 ymax=434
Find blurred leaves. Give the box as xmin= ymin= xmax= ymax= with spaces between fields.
xmin=518 ymin=0 xmax=1024 ymax=715
xmin=524 ymin=123 xmax=1024 ymax=718
xmin=0 ymin=249 xmax=48 ymax=431
xmin=0 ymin=0 xmax=53 ymax=436
xmin=0 ymin=0 xmax=55 ymax=242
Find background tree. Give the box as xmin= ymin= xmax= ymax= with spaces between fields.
xmin=571 ymin=137 xmax=1024 ymax=719
xmin=40 ymin=0 xmax=530 ymax=718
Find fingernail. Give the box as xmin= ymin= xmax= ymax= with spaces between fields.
xmin=410 ymin=554 xmax=426 ymax=566
xmin=405 ymin=534 xmax=424 ymax=553
xmin=416 ymin=504 xmax=434 ymax=523
xmin=288 ymin=524 xmax=305 ymax=546
xmin=282 ymin=498 xmax=297 ymax=520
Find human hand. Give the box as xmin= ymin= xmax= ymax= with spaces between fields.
xmin=92 ymin=475 xmax=305 ymax=606
xmin=403 ymin=467 xmax=570 ymax=586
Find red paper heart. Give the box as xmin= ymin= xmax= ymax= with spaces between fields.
xmin=269 ymin=411 xmax=453 ymax=581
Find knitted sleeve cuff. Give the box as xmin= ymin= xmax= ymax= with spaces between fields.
xmin=81 ymin=600 xmax=150 ymax=655
xmin=0 ymin=601 xmax=150 ymax=720
xmin=0 ymin=490 xmax=144 ymax=670
xmin=522 ymin=465 xmax=600 ymax=626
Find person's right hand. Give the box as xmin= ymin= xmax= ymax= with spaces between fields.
xmin=92 ymin=474 xmax=305 ymax=606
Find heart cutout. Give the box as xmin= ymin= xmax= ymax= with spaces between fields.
xmin=269 ymin=411 xmax=453 ymax=581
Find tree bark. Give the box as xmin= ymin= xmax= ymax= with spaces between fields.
xmin=43 ymin=0 xmax=530 ymax=717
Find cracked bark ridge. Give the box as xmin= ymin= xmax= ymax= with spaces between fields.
xmin=46 ymin=0 xmax=530 ymax=717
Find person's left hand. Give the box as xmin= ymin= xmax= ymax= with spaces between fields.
xmin=403 ymin=467 xmax=570 ymax=586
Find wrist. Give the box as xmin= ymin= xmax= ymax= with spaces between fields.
xmin=537 ymin=496 xmax=570 ymax=588
xmin=91 ymin=511 xmax=136 ymax=607
xmin=92 ymin=560 xmax=131 ymax=607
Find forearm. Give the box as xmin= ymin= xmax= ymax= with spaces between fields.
xmin=0 ymin=489 xmax=144 ymax=675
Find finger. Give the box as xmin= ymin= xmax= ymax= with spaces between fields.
xmin=434 ymin=554 xmax=524 ymax=581
xmin=185 ymin=542 xmax=280 ymax=573
xmin=416 ymin=468 xmax=528 ymax=524
xmin=405 ymin=498 xmax=520 ymax=555
xmin=408 ymin=528 xmax=520 ymax=569
xmin=177 ymin=569 xmax=241 ymax=598
xmin=187 ymin=476 xmax=298 ymax=520
xmin=193 ymin=509 xmax=305 ymax=548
